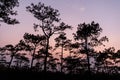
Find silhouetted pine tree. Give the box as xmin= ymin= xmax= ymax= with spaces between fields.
xmin=95 ymin=47 xmax=116 ymax=73
xmin=26 ymin=2 xmax=71 ymax=72
xmin=14 ymin=53 xmax=29 ymax=68
xmin=54 ymin=32 xmax=71 ymax=72
xmin=73 ymin=21 xmax=108 ymax=75
xmin=19 ymin=33 xmax=46 ymax=68
xmin=4 ymin=44 xmax=22 ymax=68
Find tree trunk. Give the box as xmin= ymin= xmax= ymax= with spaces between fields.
xmin=61 ymin=41 xmax=64 ymax=72
xmin=8 ymin=55 xmax=14 ymax=68
xmin=20 ymin=60 xmax=22 ymax=68
xmin=30 ymin=47 xmax=36 ymax=68
xmin=44 ymin=38 xmax=49 ymax=72
xmin=85 ymin=37 xmax=91 ymax=75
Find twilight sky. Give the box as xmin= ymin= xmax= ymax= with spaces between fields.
xmin=0 ymin=0 xmax=120 ymax=51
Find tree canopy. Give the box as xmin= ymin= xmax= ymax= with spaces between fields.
xmin=0 ymin=0 xmax=19 ymax=25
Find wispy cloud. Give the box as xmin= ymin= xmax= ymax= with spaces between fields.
xmin=80 ymin=7 xmax=85 ymax=12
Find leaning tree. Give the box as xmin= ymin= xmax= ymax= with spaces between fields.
xmin=73 ymin=21 xmax=108 ymax=75
xmin=19 ymin=33 xmax=46 ymax=68
xmin=4 ymin=44 xmax=22 ymax=68
xmin=26 ymin=2 xmax=71 ymax=72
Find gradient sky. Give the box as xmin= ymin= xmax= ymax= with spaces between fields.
xmin=0 ymin=0 xmax=120 ymax=51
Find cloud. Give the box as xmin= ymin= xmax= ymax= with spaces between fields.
xmin=80 ymin=7 xmax=85 ymax=12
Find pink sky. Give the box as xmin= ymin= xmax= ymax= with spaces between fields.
xmin=0 ymin=0 xmax=120 ymax=51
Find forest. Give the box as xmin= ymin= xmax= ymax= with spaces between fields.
xmin=0 ymin=0 xmax=120 ymax=80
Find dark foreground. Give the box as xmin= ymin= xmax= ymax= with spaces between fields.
xmin=0 ymin=68 xmax=120 ymax=80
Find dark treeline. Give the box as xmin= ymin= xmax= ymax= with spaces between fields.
xmin=0 ymin=1 xmax=120 ymax=80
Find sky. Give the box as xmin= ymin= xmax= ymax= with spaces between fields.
xmin=0 ymin=0 xmax=120 ymax=51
